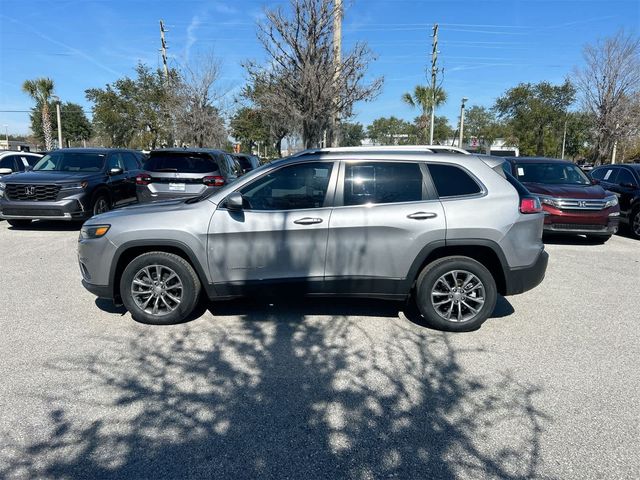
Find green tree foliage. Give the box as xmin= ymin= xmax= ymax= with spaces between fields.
xmin=230 ymin=107 xmax=269 ymax=153
xmin=86 ymin=64 xmax=174 ymax=148
xmin=367 ymin=117 xmax=416 ymax=145
xmin=340 ymin=122 xmax=365 ymax=147
xmin=463 ymin=106 xmax=507 ymax=153
xmin=562 ymin=111 xmax=593 ymax=160
xmin=30 ymin=102 xmax=92 ymax=146
xmin=22 ymin=77 xmax=55 ymax=150
xmin=402 ymin=86 xmax=447 ymax=142
xmin=494 ymin=80 xmax=576 ymax=156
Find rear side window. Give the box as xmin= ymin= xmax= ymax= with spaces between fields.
xmin=344 ymin=162 xmax=423 ymax=206
xmin=145 ymin=152 xmax=218 ymax=174
xmin=428 ymin=163 xmax=482 ymax=197
xmin=0 ymin=155 xmax=16 ymax=170
xmin=617 ymin=169 xmax=636 ymax=186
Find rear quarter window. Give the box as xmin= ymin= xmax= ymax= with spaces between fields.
xmin=428 ymin=163 xmax=482 ymax=197
xmin=145 ymin=153 xmax=218 ymax=173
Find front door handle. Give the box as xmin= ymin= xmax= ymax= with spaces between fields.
xmin=407 ymin=211 xmax=438 ymax=220
xmin=293 ymin=217 xmax=323 ymax=225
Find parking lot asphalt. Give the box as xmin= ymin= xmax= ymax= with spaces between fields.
xmin=0 ymin=220 xmax=638 ymax=480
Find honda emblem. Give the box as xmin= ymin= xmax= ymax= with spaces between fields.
xmin=25 ymin=186 xmax=36 ymax=196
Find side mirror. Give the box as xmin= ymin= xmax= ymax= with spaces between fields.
xmin=24 ymin=165 xmax=33 ymax=171
xmin=226 ymin=192 xmax=244 ymax=211
xmin=109 ymin=167 xmax=123 ymax=176
xmin=591 ymin=178 xmax=599 ymax=185
xmin=0 ymin=168 xmax=12 ymax=175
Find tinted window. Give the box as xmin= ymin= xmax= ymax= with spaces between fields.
xmin=0 ymin=155 xmax=16 ymax=170
xmin=33 ymin=152 xmax=106 ymax=172
xmin=235 ymin=155 xmax=252 ymax=171
xmin=239 ymin=162 xmax=333 ymax=211
xmin=617 ymin=169 xmax=637 ymax=186
xmin=593 ymin=167 xmax=618 ymax=183
xmin=344 ymin=162 xmax=423 ymax=206
xmin=145 ymin=152 xmax=218 ymax=174
xmin=513 ymin=162 xmax=591 ymax=185
xmin=428 ymin=164 xmax=482 ymax=197
xmin=123 ymin=152 xmax=140 ymax=171
xmin=107 ymin=153 xmax=125 ymax=171
xmin=24 ymin=155 xmax=41 ymax=166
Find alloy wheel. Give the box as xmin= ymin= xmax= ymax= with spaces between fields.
xmin=633 ymin=211 xmax=640 ymax=237
xmin=93 ymin=198 xmax=110 ymax=215
xmin=131 ymin=264 xmax=183 ymax=316
xmin=430 ymin=269 xmax=486 ymax=323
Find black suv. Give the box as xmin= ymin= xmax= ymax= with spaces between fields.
xmin=232 ymin=153 xmax=261 ymax=173
xmin=0 ymin=148 xmax=143 ymax=227
xmin=136 ymin=149 xmax=243 ymax=203
xmin=590 ymin=163 xmax=640 ymax=239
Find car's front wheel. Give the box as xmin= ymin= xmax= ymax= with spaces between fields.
xmin=92 ymin=194 xmax=111 ymax=216
xmin=120 ymin=251 xmax=202 ymax=325
xmin=631 ymin=208 xmax=640 ymax=240
xmin=414 ymin=256 xmax=497 ymax=332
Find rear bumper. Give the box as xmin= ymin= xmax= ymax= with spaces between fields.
xmin=504 ymin=250 xmax=549 ymax=296
xmin=0 ymin=197 xmax=90 ymax=220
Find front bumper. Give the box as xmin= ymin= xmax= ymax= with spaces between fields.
xmin=81 ymin=279 xmax=112 ymax=298
xmin=0 ymin=196 xmax=91 ymax=221
xmin=542 ymin=206 xmax=620 ymax=236
xmin=504 ymin=250 xmax=549 ymax=296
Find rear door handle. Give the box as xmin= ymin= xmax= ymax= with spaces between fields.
xmin=294 ymin=217 xmax=323 ymax=225
xmin=407 ymin=212 xmax=438 ymax=220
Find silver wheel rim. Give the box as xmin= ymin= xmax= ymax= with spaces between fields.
xmin=131 ymin=265 xmax=183 ymax=316
xmin=430 ymin=269 xmax=485 ymax=323
xmin=94 ymin=198 xmax=109 ymax=215
xmin=633 ymin=211 xmax=640 ymax=237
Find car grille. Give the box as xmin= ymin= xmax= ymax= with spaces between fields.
xmin=2 ymin=207 xmax=65 ymax=217
xmin=5 ymin=184 xmax=61 ymax=201
xmin=550 ymin=223 xmax=607 ymax=231
xmin=554 ymin=198 xmax=607 ymax=210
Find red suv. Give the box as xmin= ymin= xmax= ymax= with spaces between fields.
xmin=503 ymin=157 xmax=620 ymax=242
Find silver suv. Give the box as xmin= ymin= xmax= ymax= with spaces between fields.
xmin=78 ymin=147 xmax=548 ymax=331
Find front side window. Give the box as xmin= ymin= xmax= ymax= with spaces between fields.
xmin=123 ymin=152 xmax=140 ymax=171
xmin=344 ymin=162 xmax=423 ymax=206
xmin=239 ymin=162 xmax=333 ymax=211
xmin=428 ymin=163 xmax=482 ymax=197
xmin=33 ymin=152 xmax=106 ymax=172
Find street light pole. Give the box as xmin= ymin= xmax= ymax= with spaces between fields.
xmin=458 ymin=97 xmax=468 ymax=148
xmin=52 ymin=96 xmax=63 ymax=149
xmin=3 ymin=124 xmax=8 ymax=150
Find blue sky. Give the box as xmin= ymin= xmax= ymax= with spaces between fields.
xmin=1 ymin=0 xmax=639 ymax=135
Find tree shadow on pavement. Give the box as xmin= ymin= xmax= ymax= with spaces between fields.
xmin=0 ymin=298 xmax=549 ymax=480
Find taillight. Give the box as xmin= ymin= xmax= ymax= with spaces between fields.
xmin=203 ymin=175 xmax=225 ymax=187
xmin=520 ymin=197 xmax=542 ymax=214
xmin=136 ymin=173 xmax=152 ymax=186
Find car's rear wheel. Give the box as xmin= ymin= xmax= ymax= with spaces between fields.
xmin=7 ymin=219 xmax=32 ymax=228
xmin=631 ymin=208 xmax=640 ymax=240
xmin=414 ymin=256 xmax=497 ymax=332
xmin=92 ymin=194 xmax=111 ymax=216
xmin=120 ymin=252 xmax=202 ymax=325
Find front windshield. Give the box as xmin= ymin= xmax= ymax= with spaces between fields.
xmin=514 ymin=162 xmax=591 ymax=186
xmin=33 ymin=152 xmax=106 ymax=172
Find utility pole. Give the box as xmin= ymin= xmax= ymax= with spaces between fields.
xmin=160 ymin=20 xmax=169 ymax=79
xmin=52 ymin=95 xmax=63 ymax=149
xmin=429 ymin=23 xmax=439 ymax=145
xmin=458 ymin=97 xmax=468 ymax=148
xmin=611 ymin=122 xmax=620 ymax=164
xmin=331 ymin=0 xmax=343 ymax=147
xmin=3 ymin=125 xmax=8 ymax=150
xmin=561 ymin=117 xmax=568 ymax=159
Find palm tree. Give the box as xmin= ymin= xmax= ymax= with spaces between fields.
xmin=401 ymin=85 xmax=447 ymax=143
xmin=22 ymin=77 xmax=55 ymax=150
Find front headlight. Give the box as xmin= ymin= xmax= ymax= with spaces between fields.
xmin=60 ymin=181 xmax=88 ymax=191
xmin=80 ymin=224 xmax=110 ymax=239
xmin=604 ymin=195 xmax=618 ymax=208
xmin=538 ymin=195 xmax=560 ymax=208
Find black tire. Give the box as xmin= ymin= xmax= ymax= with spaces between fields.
xmin=585 ymin=234 xmax=611 ymax=244
xmin=630 ymin=208 xmax=640 ymax=240
xmin=91 ymin=193 xmax=111 ymax=217
xmin=414 ymin=256 xmax=497 ymax=332
xmin=120 ymin=251 xmax=202 ymax=325
xmin=7 ymin=219 xmax=32 ymax=228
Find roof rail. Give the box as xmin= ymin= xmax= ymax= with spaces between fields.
xmin=290 ymin=145 xmax=470 ymax=157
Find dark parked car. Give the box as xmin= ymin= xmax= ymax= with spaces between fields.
xmin=136 ymin=149 xmax=243 ymax=203
xmin=590 ymin=164 xmax=640 ymax=239
xmin=0 ymin=148 xmax=144 ymax=227
xmin=503 ymin=157 xmax=620 ymax=242
xmin=232 ymin=153 xmax=261 ymax=173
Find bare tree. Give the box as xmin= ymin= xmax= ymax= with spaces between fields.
xmin=245 ymin=0 xmax=382 ymax=149
xmin=574 ymin=30 xmax=640 ymax=163
xmin=172 ymin=52 xmax=228 ymax=148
